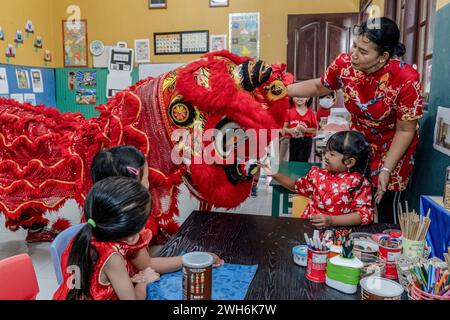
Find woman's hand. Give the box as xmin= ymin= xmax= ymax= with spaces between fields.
xmin=310 ymin=214 xmax=333 ymax=229
xmin=208 ymin=253 xmax=224 ymax=268
xmin=375 ymin=170 xmax=390 ymax=204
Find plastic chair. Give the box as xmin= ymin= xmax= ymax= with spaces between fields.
xmin=0 ymin=254 xmax=39 ymax=300
xmin=50 ymin=223 xmax=86 ymax=285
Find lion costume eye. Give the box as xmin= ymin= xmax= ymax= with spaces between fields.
xmin=264 ymin=80 xmax=287 ymax=101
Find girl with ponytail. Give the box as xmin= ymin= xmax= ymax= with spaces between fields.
xmin=259 ymin=131 xmax=374 ymax=228
xmin=53 ymin=177 xmax=160 ymax=300
xmin=288 ymin=17 xmax=423 ymax=224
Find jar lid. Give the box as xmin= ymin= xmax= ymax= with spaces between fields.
xmin=292 ymin=245 xmax=308 ymax=256
xmin=182 ymin=252 xmax=214 ymax=268
xmin=389 ymin=231 xmax=402 ymax=238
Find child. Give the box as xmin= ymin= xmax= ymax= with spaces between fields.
xmin=283 ymin=97 xmax=318 ymax=162
xmin=260 ymin=131 xmax=374 ymax=228
xmin=53 ymin=177 xmax=160 ymax=300
xmin=316 ymin=91 xmax=337 ymax=124
xmin=90 ymin=145 xmax=224 ymax=274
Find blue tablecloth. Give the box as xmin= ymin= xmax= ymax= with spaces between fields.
xmin=419 ymin=195 xmax=450 ymax=260
xmin=146 ymin=263 xmax=258 ymax=300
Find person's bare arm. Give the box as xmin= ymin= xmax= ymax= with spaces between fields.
xmin=288 ymin=78 xmax=332 ymax=98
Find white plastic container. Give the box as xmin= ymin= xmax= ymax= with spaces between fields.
xmin=292 ymin=245 xmax=308 ymax=267
xmin=326 ymin=255 xmax=364 ymax=294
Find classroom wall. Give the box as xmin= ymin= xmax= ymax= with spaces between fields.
xmin=0 ymin=0 xmax=55 ymax=68
xmin=51 ymin=0 xmax=360 ymax=67
xmin=405 ymin=2 xmax=450 ymax=210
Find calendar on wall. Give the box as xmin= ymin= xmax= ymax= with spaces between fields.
xmin=181 ymin=31 xmax=209 ymax=54
xmin=154 ymin=32 xmax=181 ymax=55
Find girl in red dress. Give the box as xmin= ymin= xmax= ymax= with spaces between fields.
xmin=53 ymin=177 xmax=160 ymax=300
xmin=288 ymin=18 xmax=423 ymax=223
xmin=260 ymin=131 xmax=374 ymax=228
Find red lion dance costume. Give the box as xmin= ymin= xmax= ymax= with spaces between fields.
xmin=0 ymin=51 xmax=293 ymax=243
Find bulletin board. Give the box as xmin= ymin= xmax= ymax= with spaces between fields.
xmin=0 ymin=63 xmax=56 ymax=107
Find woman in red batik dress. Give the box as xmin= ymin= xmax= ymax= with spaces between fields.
xmin=287 ymin=17 xmax=423 ymax=223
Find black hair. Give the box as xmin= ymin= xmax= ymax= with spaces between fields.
xmin=319 ymin=91 xmax=337 ymax=99
xmin=90 ymin=145 xmax=146 ymax=184
xmin=357 ymin=17 xmax=406 ymax=58
xmin=66 ymin=176 xmax=151 ymax=300
xmin=326 ymin=131 xmax=373 ymax=194
xmin=291 ymin=97 xmax=313 ymax=107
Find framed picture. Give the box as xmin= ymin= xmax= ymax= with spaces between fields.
xmin=434 ymin=106 xmax=450 ymax=157
xmin=181 ymin=31 xmax=209 ymax=54
xmin=210 ymin=34 xmax=227 ymax=52
xmin=229 ymin=12 xmax=260 ymax=59
xmin=30 ymin=69 xmax=44 ymax=93
xmin=16 ymin=69 xmax=30 ymax=89
xmin=154 ymin=32 xmax=181 ymax=55
xmin=210 ymin=0 xmax=229 ymax=7
xmin=62 ymin=20 xmax=88 ymax=67
xmin=149 ymin=0 xmax=167 ymax=9
xmin=135 ymin=39 xmax=151 ymax=63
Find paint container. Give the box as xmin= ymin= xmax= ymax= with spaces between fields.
xmin=402 ymin=237 xmax=425 ymax=259
xmin=306 ymin=248 xmax=329 ymax=283
xmin=360 ymin=276 xmax=404 ymax=300
xmin=326 ymin=255 xmax=364 ymax=294
xmin=378 ymin=242 xmax=402 ymax=279
xmin=182 ymin=252 xmax=213 ymax=300
xmin=292 ymin=245 xmax=308 ymax=267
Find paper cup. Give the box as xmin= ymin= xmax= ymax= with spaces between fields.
xmin=402 ymin=237 xmax=425 ymax=259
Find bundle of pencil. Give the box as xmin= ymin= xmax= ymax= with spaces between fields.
xmin=398 ymin=201 xmax=431 ymax=241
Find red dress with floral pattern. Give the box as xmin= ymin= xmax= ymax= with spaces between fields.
xmin=321 ymin=53 xmax=423 ymax=191
xmin=53 ymin=229 xmax=152 ymax=300
xmin=295 ymin=167 xmax=374 ymax=225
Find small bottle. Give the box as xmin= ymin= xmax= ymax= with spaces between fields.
xmin=444 ymin=167 xmax=450 ymax=209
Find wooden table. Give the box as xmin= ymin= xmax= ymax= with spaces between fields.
xmin=157 ymin=211 xmax=400 ymax=300
xmin=269 ymin=161 xmax=319 ymax=217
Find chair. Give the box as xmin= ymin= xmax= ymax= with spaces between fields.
xmin=51 ymin=223 xmax=86 ymax=285
xmin=0 ymin=254 xmax=39 ymax=300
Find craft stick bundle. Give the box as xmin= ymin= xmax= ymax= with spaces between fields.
xmin=397 ymin=202 xmax=431 ymax=241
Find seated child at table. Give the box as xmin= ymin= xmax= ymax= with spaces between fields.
xmin=90 ymin=146 xmax=224 ymax=275
xmin=259 ymin=131 xmax=374 ymax=228
xmin=53 ymin=177 xmax=160 ymax=300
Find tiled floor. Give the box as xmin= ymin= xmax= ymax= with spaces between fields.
xmin=0 ymin=176 xmax=288 ymax=300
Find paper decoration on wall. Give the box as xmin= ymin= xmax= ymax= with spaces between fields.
xmin=76 ymin=89 xmax=96 ymax=105
xmin=68 ymin=72 xmax=76 ymax=90
xmin=10 ymin=93 xmax=24 ymax=103
xmin=0 ymin=27 xmax=4 ymax=40
xmin=106 ymin=42 xmax=134 ymax=98
xmin=134 ymin=39 xmax=150 ymax=64
xmin=16 ymin=69 xmax=30 ymax=89
xmin=63 ymin=20 xmax=88 ymax=67
xmin=30 ymin=69 xmax=44 ymax=93
xmin=24 ymin=93 xmax=36 ymax=105
xmin=15 ymin=30 xmax=24 ymax=47
xmin=90 ymin=40 xmax=105 ymax=56
xmin=34 ymin=36 xmax=43 ymax=50
xmin=434 ymin=106 xmax=450 ymax=157
xmin=229 ymin=12 xmax=260 ymax=59
xmin=210 ymin=34 xmax=227 ymax=52
xmin=93 ymin=45 xmax=112 ymax=68
xmin=25 ymin=20 xmax=34 ymax=37
xmin=5 ymin=45 xmax=15 ymax=61
xmin=0 ymin=68 xmax=9 ymax=94
xmin=76 ymin=71 xmax=96 ymax=88
xmin=44 ymin=49 xmax=52 ymax=66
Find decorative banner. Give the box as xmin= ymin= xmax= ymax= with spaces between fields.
xmin=76 ymin=89 xmax=97 ymax=105
xmin=229 ymin=12 xmax=260 ymax=59
xmin=76 ymin=71 xmax=96 ymax=88
xmin=134 ymin=39 xmax=150 ymax=64
xmin=0 ymin=68 xmax=9 ymax=94
xmin=210 ymin=34 xmax=227 ymax=52
xmin=30 ymin=69 xmax=44 ymax=93
xmin=16 ymin=69 xmax=30 ymax=89
xmin=62 ymin=20 xmax=88 ymax=67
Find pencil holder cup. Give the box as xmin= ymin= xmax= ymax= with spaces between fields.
xmin=306 ymin=248 xmax=329 ymax=283
xmin=402 ymin=237 xmax=425 ymax=259
xmin=409 ymin=282 xmax=450 ymax=300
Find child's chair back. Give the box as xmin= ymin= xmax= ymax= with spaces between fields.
xmin=51 ymin=223 xmax=86 ymax=284
xmin=0 ymin=254 xmax=39 ymax=300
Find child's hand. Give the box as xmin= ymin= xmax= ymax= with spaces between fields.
xmin=310 ymin=214 xmax=333 ymax=229
xmin=257 ymin=158 xmax=277 ymax=176
xmin=208 ymin=252 xmax=224 ymax=268
xmin=132 ymin=267 xmax=160 ymax=284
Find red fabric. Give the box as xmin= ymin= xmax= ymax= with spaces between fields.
xmin=53 ymin=229 xmax=152 ymax=300
xmin=321 ymin=53 xmax=423 ymax=191
xmin=316 ymin=107 xmax=331 ymax=122
xmin=284 ymin=108 xmax=318 ymax=137
xmin=295 ymin=166 xmax=374 ymax=225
